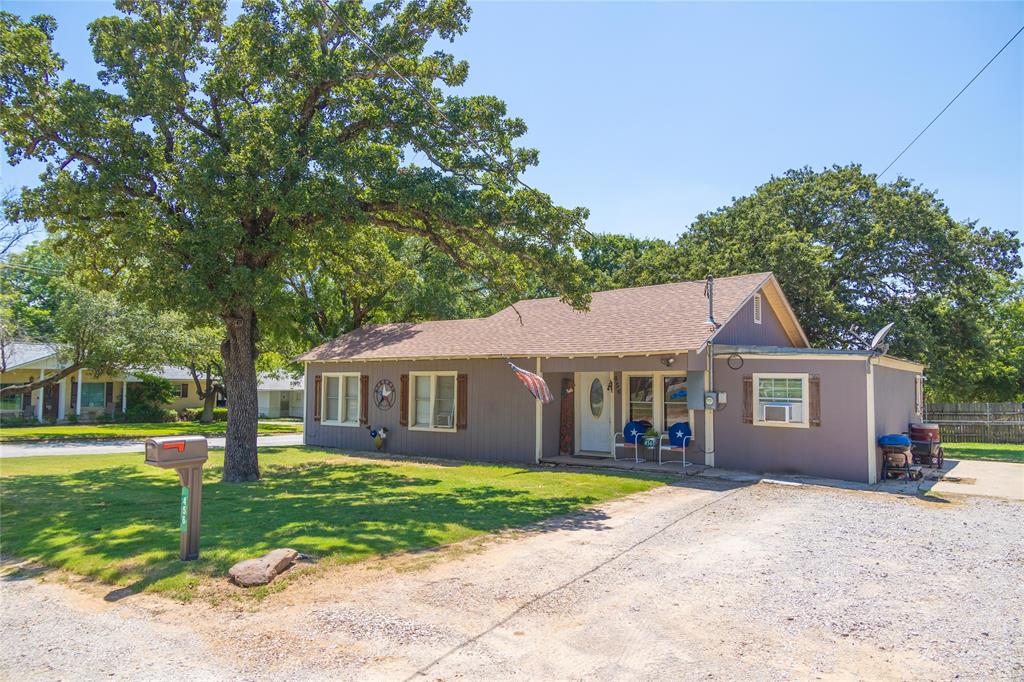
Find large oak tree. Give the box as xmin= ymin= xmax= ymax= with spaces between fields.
xmin=1 ymin=1 xmax=590 ymax=481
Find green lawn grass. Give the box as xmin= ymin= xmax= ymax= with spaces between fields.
xmin=0 ymin=421 xmax=303 ymax=442
xmin=0 ymin=447 xmax=666 ymax=599
xmin=942 ymin=442 xmax=1024 ymax=464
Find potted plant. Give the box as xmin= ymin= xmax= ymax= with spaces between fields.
xmin=643 ymin=427 xmax=660 ymax=450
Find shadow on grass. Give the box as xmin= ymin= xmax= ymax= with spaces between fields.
xmin=0 ymin=457 xmax=638 ymax=596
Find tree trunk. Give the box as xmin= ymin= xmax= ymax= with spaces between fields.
xmin=221 ymin=308 xmax=260 ymax=482
xmin=200 ymin=388 xmax=217 ymax=424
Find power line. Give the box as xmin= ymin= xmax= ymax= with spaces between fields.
xmin=878 ymin=23 xmax=1024 ymax=179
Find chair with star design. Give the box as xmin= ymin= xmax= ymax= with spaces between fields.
xmin=614 ymin=420 xmax=651 ymax=463
xmin=657 ymin=422 xmax=692 ymax=467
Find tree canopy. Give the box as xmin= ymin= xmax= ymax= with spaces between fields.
xmin=580 ymin=166 xmax=1022 ymax=400
xmin=1 ymin=1 xmax=591 ymax=480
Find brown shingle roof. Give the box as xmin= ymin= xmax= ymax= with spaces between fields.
xmin=298 ymin=272 xmax=776 ymax=362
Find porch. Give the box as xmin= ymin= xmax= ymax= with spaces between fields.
xmin=535 ymin=353 xmax=711 ymax=467
xmin=540 ymin=454 xmax=708 ymax=476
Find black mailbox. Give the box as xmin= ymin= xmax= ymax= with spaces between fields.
xmin=144 ymin=436 xmax=208 ymax=561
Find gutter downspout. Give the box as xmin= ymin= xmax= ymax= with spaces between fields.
xmin=865 ymin=357 xmax=877 ymax=484
xmin=704 ymin=274 xmax=719 ymax=467
xmin=535 ymin=357 xmax=543 ymax=464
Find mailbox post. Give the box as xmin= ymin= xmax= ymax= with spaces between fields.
xmin=144 ymin=436 xmax=208 ymax=561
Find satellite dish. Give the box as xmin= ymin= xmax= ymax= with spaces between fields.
xmin=868 ymin=323 xmax=895 ymax=352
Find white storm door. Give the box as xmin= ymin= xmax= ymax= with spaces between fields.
xmin=578 ymin=372 xmax=612 ymax=453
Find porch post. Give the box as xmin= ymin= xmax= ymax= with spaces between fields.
xmin=35 ymin=369 xmax=46 ymax=422
xmin=535 ymin=357 xmax=543 ymax=464
xmin=57 ymin=377 xmax=67 ymax=421
xmin=75 ymin=368 xmax=83 ymax=415
xmin=121 ymin=380 xmax=127 ymax=414
xmin=704 ymin=362 xmax=715 ymax=467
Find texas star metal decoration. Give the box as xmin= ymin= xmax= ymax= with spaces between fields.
xmin=374 ymin=379 xmax=396 ymax=410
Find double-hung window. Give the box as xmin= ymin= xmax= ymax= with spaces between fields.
xmin=321 ymin=372 xmax=361 ymax=426
xmin=753 ymin=373 xmax=808 ymax=427
xmin=409 ymin=372 xmax=457 ymax=431
xmin=623 ymin=372 xmax=688 ymax=431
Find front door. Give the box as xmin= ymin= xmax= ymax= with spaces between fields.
xmin=578 ymin=372 xmax=611 ymax=454
xmin=43 ymin=384 xmax=59 ymax=420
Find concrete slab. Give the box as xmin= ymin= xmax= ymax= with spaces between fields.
xmin=925 ymin=458 xmax=1024 ymax=501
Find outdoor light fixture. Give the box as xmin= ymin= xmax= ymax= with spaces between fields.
xmin=660 ymin=357 xmax=675 ymax=367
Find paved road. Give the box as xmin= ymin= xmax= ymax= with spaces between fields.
xmin=0 ymin=433 xmax=304 ymax=458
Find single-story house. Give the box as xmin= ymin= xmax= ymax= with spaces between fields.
xmin=147 ymin=367 xmax=303 ymax=417
xmin=298 ymin=272 xmax=925 ymax=484
xmin=0 ymin=342 xmax=137 ymax=421
xmin=257 ymin=376 xmax=304 ymax=419
xmin=1 ymin=346 xmax=303 ymax=422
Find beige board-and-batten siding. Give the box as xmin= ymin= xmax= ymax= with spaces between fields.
xmin=304 ymin=359 xmax=537 ymax=463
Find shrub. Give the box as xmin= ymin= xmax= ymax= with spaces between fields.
xmin=0 ymin=416 xmax=40 ymax=427
xmin=124 ymin=404 xmax=177 ymax=423
xmin=180 ymin=406 xmax=228 ymax=422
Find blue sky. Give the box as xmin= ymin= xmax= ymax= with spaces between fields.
xmin=3 ymin=1 xmax=1022 ymax=245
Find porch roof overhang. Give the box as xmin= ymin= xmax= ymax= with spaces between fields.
xmin=710 ymin=344 xmax=925 ymax=372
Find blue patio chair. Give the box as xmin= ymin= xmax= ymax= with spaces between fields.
xmin=658 ymin=422 xmax=692 ymax=467
xmin=614 ymin=420 xmax=651 ymax=463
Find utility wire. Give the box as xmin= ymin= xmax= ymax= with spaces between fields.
xmin=878 ymin=23 xmax=1024 ymax=179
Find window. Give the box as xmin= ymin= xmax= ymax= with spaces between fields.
xmin=627 ymin=376 xmax=654 ymax=423
xmin=80 ymin=382 xmax=106 ymax=408
xmin=177 ymin=383 xmax=189 ymax=398
xmin=663 ymin=375 xmax=688 ymax=426
xmin=753 ymin=294 xmax=763 ymax=325
xmin=623 ymin=372 xmax=688 ymax=431
xmin=753 ymin=373 xmax=808 ymax=428
xmin=409 ymin=372 xmax=457 ymax=431
xmin=589 ymin=378 xmax=604 ymax=418
xmin=0 ymin=385 xmax=22 ymax=412
xmin=321 ymin=372 xmax=361 ymax=426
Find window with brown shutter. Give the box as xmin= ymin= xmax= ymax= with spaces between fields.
xmin=742 ymin=375 xmax=753 ymax=424
xmin=456 ymin=373 xmax=468 ymax=430
xmin=313 ymin=374 xmax=322 ymax=421
xmin=105 ymin=382 xmax=114 ymax=405
xmin=70 ymin=381 xmax=78 ymax=408
xmin=399 ymin=374 xmax=409 ymax=426
xmin=359 ymin=375 xmax=369 ymax=425
xmin=809 ymin=374 xmax=821 ymax=426
xmin=180 ymin=382 xmax=189 ymax=398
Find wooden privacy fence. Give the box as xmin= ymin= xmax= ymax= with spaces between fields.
xmin=924 ymin=402 xmax=1024 ymax=444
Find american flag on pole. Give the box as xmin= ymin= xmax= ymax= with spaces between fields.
xmin=508 ymin=362 xmax=554 ymax=404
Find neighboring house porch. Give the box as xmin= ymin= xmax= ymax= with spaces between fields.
xmin=1 ymin=344 xmax=137 ymax=422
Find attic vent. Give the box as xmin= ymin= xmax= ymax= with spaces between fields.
xmin=753 ymin=294 xmax=763 ymax=325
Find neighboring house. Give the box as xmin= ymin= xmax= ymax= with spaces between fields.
xmin=0 ymin=343 xmax=137 ymax=421
xmin=144 ymin=366 xmax=208 ymax=412
xmin=1 ymin=347 xmax=303 ymax=422
xmin=299 ymin=273 xmax=925 ymax=484
xmin=258 ymin=376 xmax=304 ymax=419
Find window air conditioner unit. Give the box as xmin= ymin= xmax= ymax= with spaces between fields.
xmin=762 ymin=403 xmax=791 ymax=423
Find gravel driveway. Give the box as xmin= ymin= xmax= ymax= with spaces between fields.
xmin=2 ymin=479 xmax=1021 ymax=681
